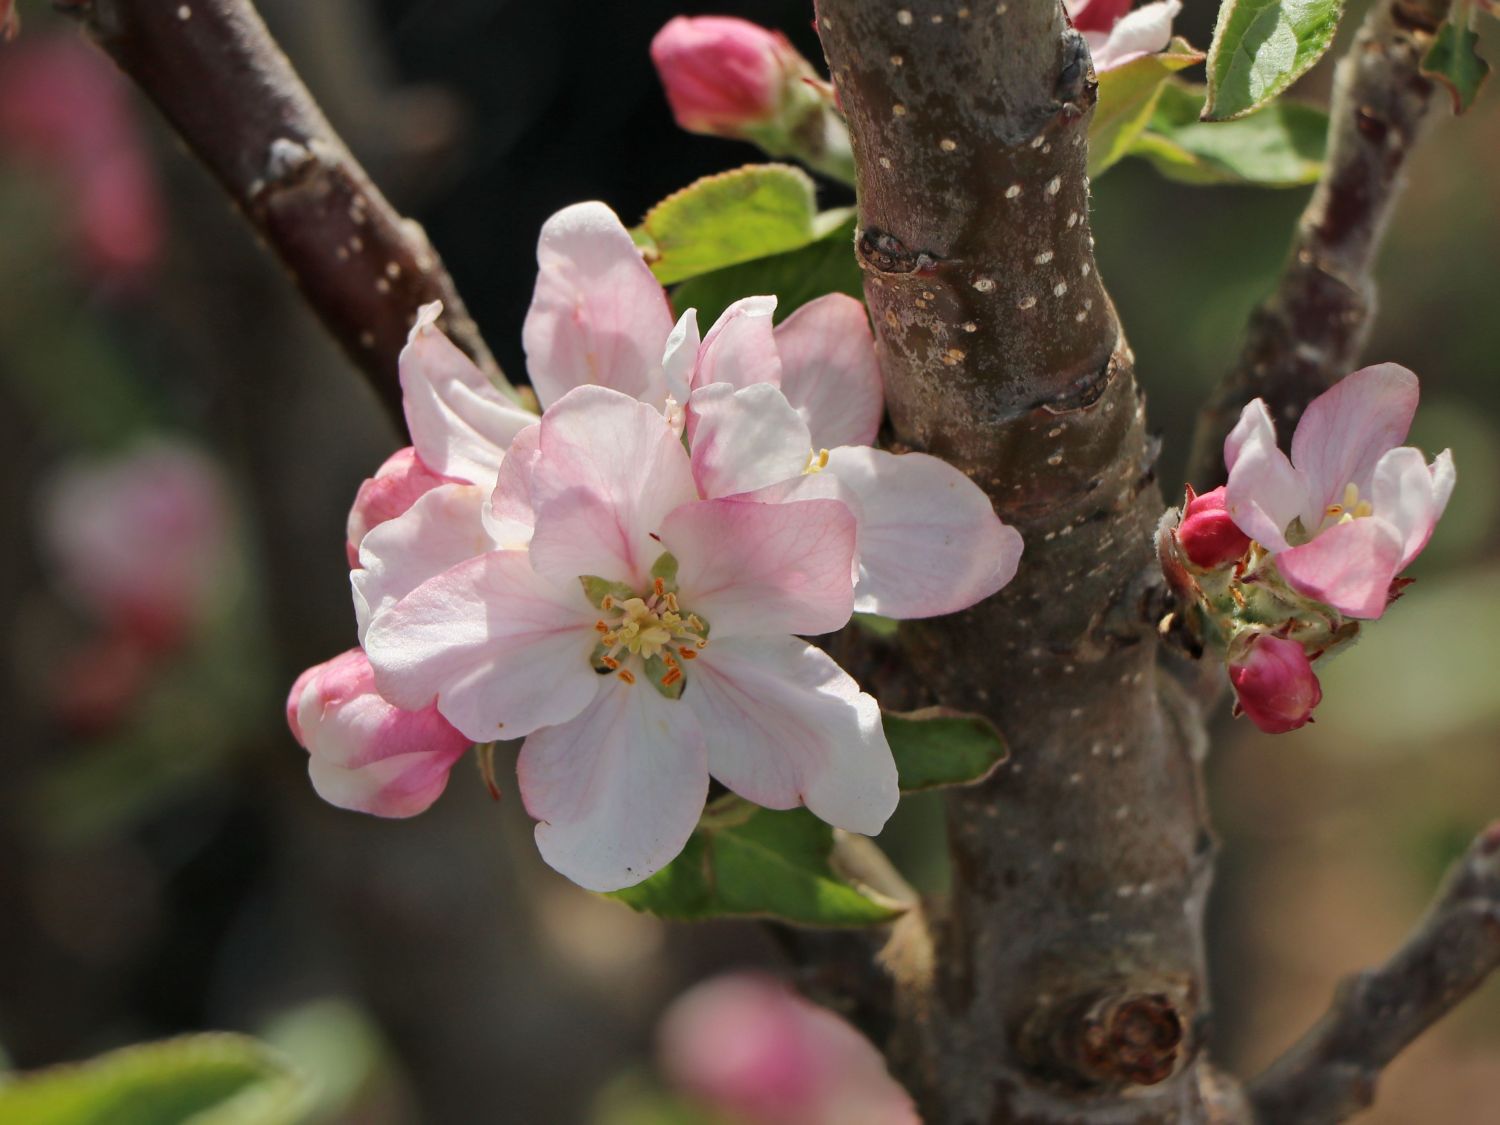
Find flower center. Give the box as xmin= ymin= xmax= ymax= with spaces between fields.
xmin=1319 ymin=482 xmax=1374 ymax=531
xmin=580 ymin=556 xmax=708 ymax=699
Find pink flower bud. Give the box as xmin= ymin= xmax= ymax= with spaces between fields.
xmin=345 ymin=446 xmax=451 ymax=567
xmin=1228 ymin=634 xmax=1322 ymax=734
xmin=658 ymin=973 xmax=918 ymax=1125
xmin=287 ymin=649 xmax=472 ymax=818
xmin=1066 ymin=0 xmax=1133 ymax=33
xmin=42 ymin=441 xmax=231 ymax=652
xmin=1177 ymin=485 xmax=1251 ymax=569
xmin=650 ymin=16 xmax=801 ymax=137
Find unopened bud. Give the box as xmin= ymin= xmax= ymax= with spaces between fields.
xmin=650 ymin=16 xmax=802 ymax=137
xmin=1227 ymin=634 xmax=1321 ymax=734
xmin=1176 ymin=486 xmax=1250 ymax=570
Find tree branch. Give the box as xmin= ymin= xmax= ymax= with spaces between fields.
xmin=816 ymin=3 xmax=1230 ymax=1120
xmin=1186 ymin=0 xmax=1453 ymax=489
xmin=55 ymin=0 xmax=511 ymax=426
xmin=1248 ymin=822 xmax=1500 ymax=1124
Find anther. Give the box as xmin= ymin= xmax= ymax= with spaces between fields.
xmin=653 ymin=577 xmax=666 ymax=598
xmin=617 ymin=668 xmax=636 ymax=685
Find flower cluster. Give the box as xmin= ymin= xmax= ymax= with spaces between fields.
xmin=290 ymin=201 xmax=1022 ymax=890
xmin=1165 ymin=364 xmax=1454 ymax=732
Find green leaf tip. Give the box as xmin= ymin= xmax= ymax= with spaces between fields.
xmin=1203 ymin=0 xmax=1345 ymax=121
xmin=883 ymin=707 xmax=1009 ymax=792
xmin=1422 ymin=22 xmax=1491 ymax=115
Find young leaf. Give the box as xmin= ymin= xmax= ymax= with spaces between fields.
xmin=884 ymin=707 xmax=1009 ymax=792
xmin=634 ymin=164 xmax=829 ymax=285
xmin=669 ymin=212 xmax=861 ymax=327
xmin=1090 ymin=38 xmax=1207 ymax=177
xmin=1130 ymin=80 xmax=1327 ymax=185
xmin=609 ymin=800 xmax=905 ymax=926
xmin=1203 ymin=0 xmax=1345 ymax=121
xmin=0 ymin=1033 xmax=313 ymax=1125
xmin=1422 ymin=22 xmax=1491 ymax=114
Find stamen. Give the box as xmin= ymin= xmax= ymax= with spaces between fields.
xmin=678 ymin=647 xmax=697 ymax=660
xmin=601 ymin=655 xmax=620 ymax=670
xmin=600 ymin=595 xmax=614 ymax=611
xmin=665 ymin=592 xmax=679 ymax=612
xmin=617 ymin=668 xmax=636 ymax=685
xmin=594 ymin=620 xmax=609 ymax=633
xmin=661 ymin=668 xmax=683 ymax=687
xmin=653 ymin=577 xmax=666 ymax=598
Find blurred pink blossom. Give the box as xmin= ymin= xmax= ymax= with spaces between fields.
xmin=659 ymin=972 xmax=918 ymax=1125
xmin=650 ymin=16 xmax=803 ymax=137
xmin=0 ymin=34 xmax=164 ymax=283
xmin=42 ymin=440 xmax=232 ymax=652
xmin=1227 ymin=633 xmax=1322 ymax=734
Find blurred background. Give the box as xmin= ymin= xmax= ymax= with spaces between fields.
xmin=0 ymin=0 xmax=1496 ymax=1121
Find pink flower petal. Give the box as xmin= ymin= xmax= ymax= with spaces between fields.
xmin=1085 ymin=0 xmax=1179 ymax=71
xmin=345 ymin=447 xmax=452 ymax=567
xmin=1065 ymin=0 xmax=1133 ymax=34
xmin=522 ymin=201 xmax=675 ymax=409
xmin=688 ymin=382 xmax=811 ymax=500
xmin=1275 ymin=516 xmax=1406 ymax=619
xmin=773 ymin=294 xmax=884 ymax=449
xmin=484 ymin=421 xmax=541 ymax=548
xmin=1290 ymin=362 xmax=1419 ymax=515
xmin=289 ymin=649 xmax=471 ymax=819
xmin=687 ymin=635 xmax=897 ymax=835
xmin=518 ymin=678 xmax=708 ymax=891
xmin=1371 ymin=446 xmax=1454 ymax=570
xmin=529 ymin=386 xmax=699 ymax=587
xmin=401 ymin=303 xmax=535 ymax=490
xmin=692 ymin=296 xmax=782 ymax=393
xmin=363 ymin=550 xmax=599 ymax=741
xmin=351 ymin=483 xmax=496 ymax=640
xmin=1224 ymin=400 xmax=1306 ymax=551
xmin=663 ymin=498 xmax=857 ymax=638
xmin=825 ymin=446 xmax=1023 ymax=618
xmin=662 ymin=309 xmax=701 ymax=404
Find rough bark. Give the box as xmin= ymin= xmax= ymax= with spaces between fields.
xmin=815 ymin=3 xmax=1229 ymax=1121
xmin=1186 ymin=0 xmax=1453 ymax=488
xmin=1248 ymin=822 xmax=1500 ymax=1124
xmin=54 ymin=0 xmax=510 ymax=426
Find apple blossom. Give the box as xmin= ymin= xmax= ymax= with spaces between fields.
xmin=1175 ymin=485 xmax=1251 ymax=570
xmin=287 ymin=648 xmax=472 ymax=818
xmin=659 ymin=973 xmax=919 ymax=1125
xmin=1224 ymin=363 xmax=1454 ymax=619
xmin=650 ymin=16 xmax=805 ymax=138
xmin=1064 ymin=0 xmax=1181 ymax=72
xmin=41 ymin=440 xmax=232 ymax=651
xmin=1226 ymin=633 xmax=1322 ymax=734
xmin=362 ymin=386 xmax=898 ymax=891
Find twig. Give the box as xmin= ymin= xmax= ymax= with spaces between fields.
xmin=816 ymin=2 xmax=1226 ymax=1120
xmin=1248 ymin=822 xmax=1500 ymax=1124
xmin=54 ymin=0 xmax=511 ymax=426
xmin=1186 ymin=0 xmax=1453 ymax=489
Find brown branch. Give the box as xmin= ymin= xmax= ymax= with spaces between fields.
xmin=55 ymin=0 xmax=511 ymax=427
xmin=1248 ymin=822 xmax=1500 ymax=1124
xmin=816 ymin=3 xmax=1231 ymax=1121
xmin=1186 ymin=0 xmax=1453 ymax=489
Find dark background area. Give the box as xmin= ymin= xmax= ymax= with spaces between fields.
xmin=1 ymin=0 xmax=1497 ymax=1120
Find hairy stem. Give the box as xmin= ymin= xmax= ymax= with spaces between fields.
xmin=55 ymin=0 xmax=510 ymax=425
xmin=1249 ymin=823 xmax=1500 ymax=1124
xmin=1187 ymin=0 xmax=1453 ymax=488
xmin=816 ymin=3 xmax=1231 ymax=1120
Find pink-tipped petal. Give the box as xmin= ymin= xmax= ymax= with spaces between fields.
xmin=664 ymin=498 xmax=857 ymax=638
xmin=363 ymin=550 xmax=599 ymax=742
xmin=289 ymin=649 xmax=472 ymax=819
xmin=1065 ymin=0 xmax=1133 ymax=33
xmin=1084 ymin=0 xmax=1180 ymax=71
xmin=692 ymin=296 xmax=782 ymax=393
xmin=825 ymin=446 xmax=1023 ymax=618
xmin=401 ymin=303 xmax=535 ymax=490
xmin=1224 ymin=400 xmax=1306 ymax=551
xmin=1290 ymin=363 xmax=1419 ymax=514
xmin=1371 ymin=446 xmax=1454 ymax=570
xmin=688 ymin=382 xmax=812 ymax=500
xmin=522 ymin=201 xmax=675 ymax=409
xmin=687 ymin=635 xmax=897 ymax=835
xmin=1275 ymin=516 xmax=1406 ymax=619
xmin=518 ymin=678 xmax=708 ymax=892
xmin=346 ymin=447 xmax=452 ymax=567
xmin=352 ymin=483 xmax=496 ymax=640
xmin=528 ymin=386 xmax=700 ymax=587
xmin=773 ymin=294 xmax=884 ymax=449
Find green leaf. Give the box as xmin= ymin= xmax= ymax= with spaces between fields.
xmin=610 ymin=800 xmax=905 ymax=926
xmin=649 ymin=551 xmax=679 ymax=590
xmin=1203 ymin=0 xmax=1345 ymax=121
xmin=1422 ymin=22 xmax=1491 ymax=114
xmin=884 ymin=707 xmax=1008 ymax=792
xmin=0 ymin=1034 xmax=314 ymax=1125
xmin=1130 ymin=80 xmax=1327 ymax=185
xmin=1089 ymin=39 xmax=1206 ymax=176
xmin=636 ymin=165 xmax=828 ymax=285
xmin=580 ymin=575 xmax=637 ymax=609
xmin=669 ymin=212 xmax=861 ymax=328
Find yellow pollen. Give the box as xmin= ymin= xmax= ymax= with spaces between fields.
xmin=803 ymin=448 xmax=832 ymax=474
xmin=1322 ymin=482 xmax=1373 ymax=530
